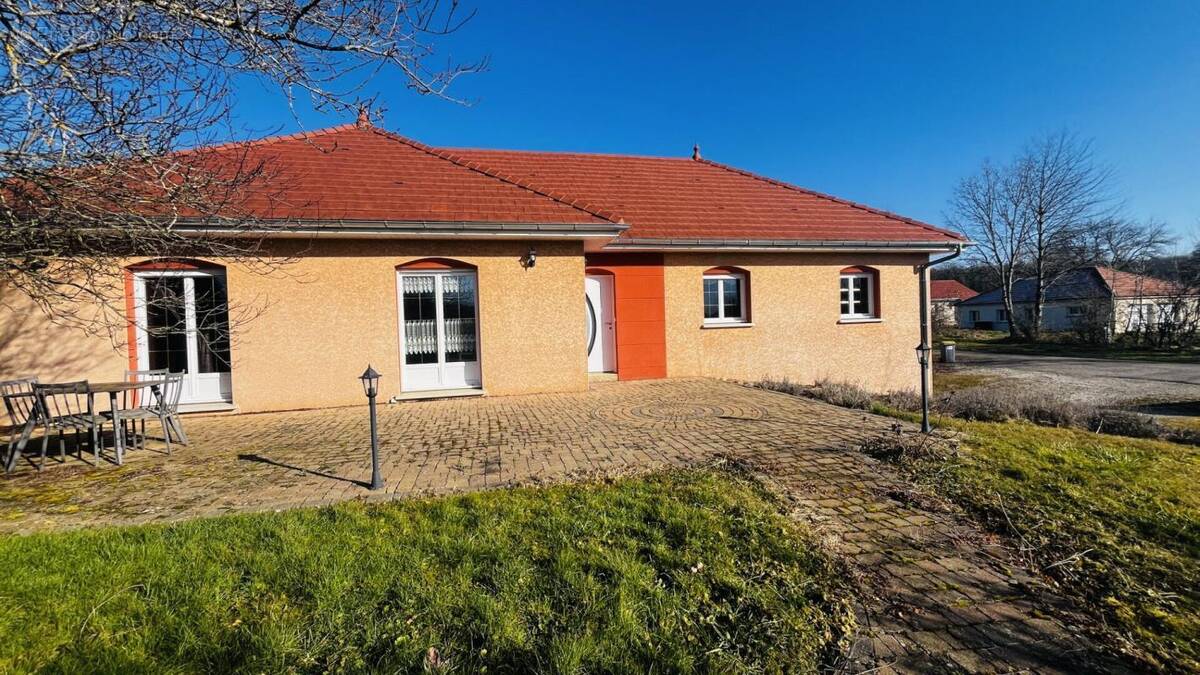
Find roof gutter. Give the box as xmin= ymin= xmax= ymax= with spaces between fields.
xmin=602 ymin=238 xmax=969 ymax=253
xmin=170 ymin=219 xmax=629 ymax=240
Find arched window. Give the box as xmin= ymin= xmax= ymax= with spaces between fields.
xmin=839 ymin=266 xmax=880 ymax=321
xmin=396 ymin=257 xmax=476 ymax=271
xmin=703 ymin=266 xmax=750 ymax=325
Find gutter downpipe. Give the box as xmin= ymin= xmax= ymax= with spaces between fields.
xmin=916 ymin=244 xmax=964 ymax=433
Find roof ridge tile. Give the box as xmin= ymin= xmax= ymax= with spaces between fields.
xmin=174 ymin=123 xmax=359 ymax=157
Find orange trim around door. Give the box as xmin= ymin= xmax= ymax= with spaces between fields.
xmin=584 ymin=253 xmax=667 ymax=380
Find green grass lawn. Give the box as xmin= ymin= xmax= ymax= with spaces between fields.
xmin=880 ymin=409 xmax=1199 ymax=671
xmin=0 ymin=469 xmax=853 ymax=673
xmin=941 ymin=328 xmax=1200 ymax=362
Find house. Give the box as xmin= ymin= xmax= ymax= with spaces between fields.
xmin=0 ymin=122 xmax=966 ymax=413
xmin=957 ymin=266 xmax=1195 ymax=334
xmin=930 ymin=280 xmax=978 ymax=327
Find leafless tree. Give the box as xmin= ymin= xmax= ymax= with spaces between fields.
xmin=1 ymin=0 xmax=482 ymax=345
xmin=1011 ymin=131 xmax=1115 ymax=339
xmin=1083 ymin=218 xmax=1172 ymax=271
xmin=948 ymin=160 xmax=1030 ymax=339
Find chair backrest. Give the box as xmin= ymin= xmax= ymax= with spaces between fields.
xmin=125 ymin=369 xmax=167 ymax=409
xmin=157 ymin=373 xmax=185 ymax=415
xmin=34 ymin=381 xmax=92 ymax=421
xmin=0 ymin=378 xmax=40 ymax=427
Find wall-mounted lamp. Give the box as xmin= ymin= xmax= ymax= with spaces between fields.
xmin=520 ymin=247 xmax=537 ymax=269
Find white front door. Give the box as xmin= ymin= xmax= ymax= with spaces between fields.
xmin=398 ymin=270 xmax=482 ymax=391
xmin=585 ymin=274 xmax=616 ymax=372
xmin=133 ymin=270 xmax=233 ymax=405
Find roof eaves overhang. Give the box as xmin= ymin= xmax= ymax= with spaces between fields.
xmin=601 ymin=237 xmax=970 ymax=253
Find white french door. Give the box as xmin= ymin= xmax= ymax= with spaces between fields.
xmin=398 ymin=270 xmax=482 ymax=391
xmin=133 ymin=270 xmax=233 ymax=405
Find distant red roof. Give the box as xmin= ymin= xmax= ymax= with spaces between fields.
xmin=1092 ymin=266 xmax=1180 ymax=298
xmin=177 ymin=124 xmax=966 ymax=246
xmin=931 ymin=280 xmax=978 ymax=301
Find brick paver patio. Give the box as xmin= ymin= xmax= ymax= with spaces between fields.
xmin=0 ymin=378 xmax=1117 ymax=673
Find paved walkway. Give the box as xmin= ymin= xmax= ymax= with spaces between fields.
xmin=0 ymin=379 xmax=1116 ymax=673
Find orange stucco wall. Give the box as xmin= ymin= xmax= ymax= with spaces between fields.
xmin=584 ymin=253 xmax=667 ymax=380
xmin=0 ymin=243 xmax=932 ymax=413
xmin=663 ymin=252 xmax=927 ymax=393
xmin=0 ymin=239 xmax=588 ymax=413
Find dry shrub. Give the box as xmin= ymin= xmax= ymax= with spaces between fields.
xmin=808 ymin=379 xmax=875 ymax=410
xmin=753 ymin=377 xmax=1167 ymax=443
xmin=936 ymin=387 xmax=1020 ymax=422
xmin=860 ymin=424 xmax=957 ymax=463
xmin=753 ymin=377 xmax=807 ymax=397
xmin=1087 ymin=409 xmax=1162 ymax=439
xmin=878 ymin=389 xmax=921 ymax=412
xmin=1014 ymin=393 xmax=1095 ymax=428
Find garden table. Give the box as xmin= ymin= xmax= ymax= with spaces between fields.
xmin=89 ymin=380 xmax=165 ymax=465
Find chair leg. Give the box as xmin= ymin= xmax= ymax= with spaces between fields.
xmin=92 ymin=424 xmax=101 ymax=463
xmin=169 ymin=415 xmax=189 ymax=445
xmin=38 ymin=429 xmax=50 ymax=471
xmin=160 ymin=416 xmax=172 ymax=455
xmin=58 ymin=430 xmax=66 ymax=463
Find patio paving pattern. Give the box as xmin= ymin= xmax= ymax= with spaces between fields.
xmin=0 ymin=378 xmax=1118 ymax=673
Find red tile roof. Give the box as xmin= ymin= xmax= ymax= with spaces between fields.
xmin=183 ymin=124 xmax=965 ymax=245
xmin=1092 ymin=266 xmax=1180 ymax=298
xmin=931 ymin=280 xmax=978 ymax=301
xmin=443 ymin=148 xmax=965 ymax=244
xmin=192 ymin=125 xmax=614 ymax=224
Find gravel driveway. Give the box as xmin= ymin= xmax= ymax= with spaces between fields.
xmin=953 ymin=350 xmax=1200 ymax=407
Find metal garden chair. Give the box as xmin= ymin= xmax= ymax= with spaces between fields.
xmin=33 ymin=381 xmax=105 ymax=470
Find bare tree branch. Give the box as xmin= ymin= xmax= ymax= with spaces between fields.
xmin=2 ymin=0 xmax=482 ymax=348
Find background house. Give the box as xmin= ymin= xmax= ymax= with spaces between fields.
xmin=930 ymin=280 xmax=978 ymax=328
xmin=956 ymin=266 xmax=1198 ymax=335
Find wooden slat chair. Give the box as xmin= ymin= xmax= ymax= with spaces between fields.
xmin=116 ymin=369 xmax=167 ymax=451
xmin=112 ymin=372 xmax=185 ymax=454
xmin=1 ymin=378 xmax=41 ymax=474
xmin=33 ymin=381 xmax=105 ymax=470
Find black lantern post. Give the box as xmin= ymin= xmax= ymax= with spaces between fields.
xmin=915 ymin=343 xmax=932 ymax=433
xmin=359 ymin=365 xmax=383 ymax=490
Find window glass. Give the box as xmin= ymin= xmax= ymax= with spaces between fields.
xmin=703 ymin=278 xmax=720 ymax=319
xmin=193 ymin=275 xmax=232 ymax=374
xmin=852 ymin=277 xmax=870 ymax=315
xmin=402 ymin=275 xmax=438 ymax=365
xmin=722 ymin=277 xmax=742 ymax=319
xmin=441 ymin=274 xmax=478 ymax=363
xmin=145 ymin=277 xmax=188 ymax=373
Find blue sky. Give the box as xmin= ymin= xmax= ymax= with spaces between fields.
xmin=234 ymin=1 xmax=1200 ymax=240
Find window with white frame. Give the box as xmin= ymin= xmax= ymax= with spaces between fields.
xmin=1130 ymin=303 xmax=1156 ymax=328
xmin=1067 ymin=305 xmax=1084 ymax=317
xmin=968 ymin=310 xmax=980 ymax=323
xmin=703 ymin=273 xmax=747 ymax=323
xmin=839 ymin=272 xmax=876 ymax=319
xmin=996 ymin=308 xmax=1008 ymax=321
